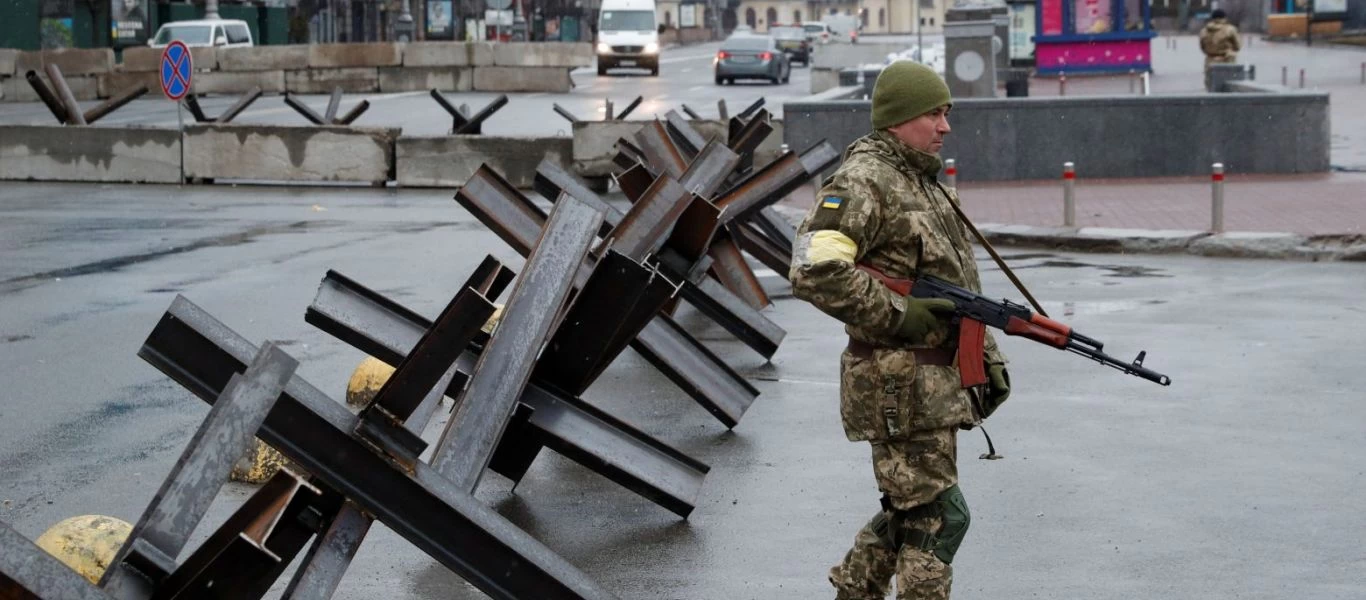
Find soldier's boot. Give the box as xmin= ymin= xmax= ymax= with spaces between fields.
xmin=829 ymin=510 xmax=898 ymax=599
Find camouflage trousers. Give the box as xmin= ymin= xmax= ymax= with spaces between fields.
xmin=830 ymin=429 xmax=959 ymax=600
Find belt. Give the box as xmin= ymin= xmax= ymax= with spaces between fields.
xmin=847 ymin=337 xmax=955 ymax=366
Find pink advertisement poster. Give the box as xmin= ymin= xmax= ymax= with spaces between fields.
xmin=1041 ymin=0 xmax=1064 ymax=35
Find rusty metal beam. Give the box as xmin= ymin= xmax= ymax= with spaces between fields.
xmin=553 ymin=103 xmax=579 ymax=123
xmin=727 ymin=108 xmax=772 ymax=160
xmin=751 ymin=206 xmax=798 ymax=253
xmin=730 ymin=221 xmax=792 ymax=277
xmin=663 ymin=110 xmax=705 ymax=159
xmin=101 ymin=343 xmax=297 ymax=599
xmin=284 ymin=94 xmax=325 ymax=125
xmin=432 ymin=194 xmax=604 ymax=494
xmin=183 ymin=93 xmax=211 ymax=123
xmin=139 ymin=298 xmax=619 ymax=599
xmin=615 ymin=163 xmax=655 ymax=203
xmin=677 ymin=140 xmax=741 ymax=200
xmin=307 ymin=271 xmax=709 ymax=517
xmin=455 ymin=166 xmax=760 ymax=427
xmin=455 ymin=94 xmax=508 ymax=135
xmin=713 ymin=151 xmax=807 ymax=225
xmin=323 ymin=87 xmax=343 ymax=124
xmin=680 ymin=104 xmax=702 ymax=120
xmin=736 ymin=97 xmax=766 ymax=121
xmin=216 ymin=87 xmax=264 ymax=124
xmin=336 ymin=100 xmax=370 ymax=125
xmin=83 ymin=84 xmax=149 ymax=125
xmin=708 ymin=232 xmax=771 ymax=309
xmin=603 ymin=174 xmax=693 ymax=261
xmin=633 ymin=120 xmax=689 ymax=179
xmin=614 ymin=95 xmax=643 ymax=120
xmin=46 ymin=64 xmax=85 ymax=125
xmin=24 ymin=70 xmax=69 ymax=124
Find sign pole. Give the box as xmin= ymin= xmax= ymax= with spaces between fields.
xmin=177 ymin=100 xmax=185 ymax=185
xmin=160 ymin=40 xmax=193 ymax=186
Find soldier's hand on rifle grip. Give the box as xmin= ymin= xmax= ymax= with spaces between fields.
xmin=894 ymin=297 xmax=956 ymax=345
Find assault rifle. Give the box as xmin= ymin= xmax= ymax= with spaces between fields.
xmin=857 ymin=264 xmax=1172 ymax=387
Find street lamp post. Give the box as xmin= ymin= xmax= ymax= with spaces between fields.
xmin=205 ymin=0 xmax=220 ymax=19
xmin=395 ymin=0 xmax=416 ymax=42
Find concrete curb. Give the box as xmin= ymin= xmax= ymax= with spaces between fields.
xmin=769 ymin=205 xmax=1366 ymax=261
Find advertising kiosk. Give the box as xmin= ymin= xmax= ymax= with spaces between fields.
xmin=1033 ymin=0 xmax=1156 ymax=74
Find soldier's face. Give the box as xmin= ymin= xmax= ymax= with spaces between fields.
xmin=888 ymin=105 xmax=951 ymax=155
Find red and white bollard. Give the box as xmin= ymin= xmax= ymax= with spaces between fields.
xmin=1211 ymin=163 xmax=1225 ymax=233
xmin=1063 ymin=162 xmax=1076 ymax=227
xmin=945 ymin=158 xmax=958 ymax=188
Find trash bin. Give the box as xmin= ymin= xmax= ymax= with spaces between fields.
xmin=1003 ymin=68 xmax=1030 ymax=97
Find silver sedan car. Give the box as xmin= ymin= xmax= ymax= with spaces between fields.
xmin=714 ymin=35 xmax=791 ymax=85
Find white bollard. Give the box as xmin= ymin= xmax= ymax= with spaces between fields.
xmin=1063 ymin=162 xmax=1076 ymax=227
xmin=1300 ymin=68 xmax=1306 ymax=89
xmin=1059 ymin=73 xmax=1067 ymax=96
xmin=1141 ymin=71 xmax=1151 ymax=95
xmin=1211 ymin=163 xmax=1225 ymax=233
xmin=1282 ymin=66 xmax=1288 ymax=86
xmin=945 ymin=158 xmax=958 ymax=188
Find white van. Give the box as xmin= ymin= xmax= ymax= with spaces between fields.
xmin=596 ymin=0 xmax=661 ymax=76
xmin=149 ymin=19 xmax=254 ymax=49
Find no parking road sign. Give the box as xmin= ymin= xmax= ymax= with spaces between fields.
xmin=160 ymin=40 xmax=193 ymax=101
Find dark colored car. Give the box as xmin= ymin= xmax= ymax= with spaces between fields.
xmin=770 ymin=25 xmax=811 ymax=66
xmin=714 ymin=35 xmax=791 ymax=85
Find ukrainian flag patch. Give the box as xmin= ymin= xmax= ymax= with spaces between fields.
xmin=821 ymin=196 xmax=843 ymax=210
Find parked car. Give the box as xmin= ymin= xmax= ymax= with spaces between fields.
xmin=714 ymin=35 xmax=791 ymax=85
xmin=770 ymin=25 xmax=811 ymax=66
xmin=802 ymin=21 xmax=832 ymax=45
xmin=149 ymin=19 xmax=254 ymax=48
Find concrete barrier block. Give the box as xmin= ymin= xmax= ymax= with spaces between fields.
xmin=120 ymin=46 xmax=217 ymax=73
xmin=0 ymin=49 xmax=18 ymax=77
xmin=194 ymin=70 xmax=287 ymax=95
xmin=308 ymin=43 xmax=402 ymax=68
xmin=285 ymin=68 xmax=379 ymax=93
xmin=403 ymin=42 xmax=495 ymax=67
xmin=97 ymin=72 xmax=160 ymax=98
xmin=16 ymin=48 xmax=115 ymax=76
xmin=218 ymin=46 xmax=310 ymax=71
xmin=571 ymin=120 xmax=650 ymax=176
xmin=0 ymin=125 xmax=181 ymax=183
xmin=397 ymin=135 xmax=572 ymax=189
xmin=378 ymin=66 xmax=471 ymax=92
xmin=184 ymin=124 xmax=399 ymax=184
xmin=491 ymin=42 xmax=593 ymax=67
xmin=2 ymin=72 xmax=100 ymax=102
xmin=472 ymin=66 xmax=571 ymax=93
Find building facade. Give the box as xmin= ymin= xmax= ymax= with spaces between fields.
xmin=731 ymin=0 xmax=945 ymax=33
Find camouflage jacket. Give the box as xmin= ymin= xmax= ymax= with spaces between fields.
xmin=1200 ymin=19 xmax=1241 ymax=63
xmin=790 ymin=130 xmax=1007 ymax=440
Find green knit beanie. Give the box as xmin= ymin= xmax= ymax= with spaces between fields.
xmin=871 ymin=61 xmax=953 ymax=130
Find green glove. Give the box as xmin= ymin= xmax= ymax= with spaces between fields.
xmin=894 ymin=297 xmax=956 ymax=344
xmin=983 ymin=364 xmax=1010 ymax=416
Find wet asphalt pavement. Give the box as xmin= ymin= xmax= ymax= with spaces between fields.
xmin=1 ymin=181 xmax=1364 ymax=599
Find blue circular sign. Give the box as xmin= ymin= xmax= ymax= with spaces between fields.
xmin=160 ymin=41 xmax=193 ymax=101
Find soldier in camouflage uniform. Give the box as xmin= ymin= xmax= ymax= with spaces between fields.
xmin=1199 ymin=9 xmax=1241 ymax=69
xmin=789 ymin=61 xmax=1012 ymax=599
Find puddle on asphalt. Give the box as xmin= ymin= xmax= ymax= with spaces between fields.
xmin=1053 ymin=299 xmax=1168 ymax=317
xmin=986 ymin=257 xmax=1171 ymax=278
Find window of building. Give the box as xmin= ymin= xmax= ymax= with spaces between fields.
xmin=766 ymin=7 xmax=777 ymax=26
xmin=878 ymin=8 xmax=885 ymax=26
xmin=745 ymin=7 xmax=756 ymax=28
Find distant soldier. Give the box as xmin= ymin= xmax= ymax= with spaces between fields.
xmin=1199 ymin=9 xmax=1242 ymax=69
xmin=790 ymin=60 xmax=1011 ymax=599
